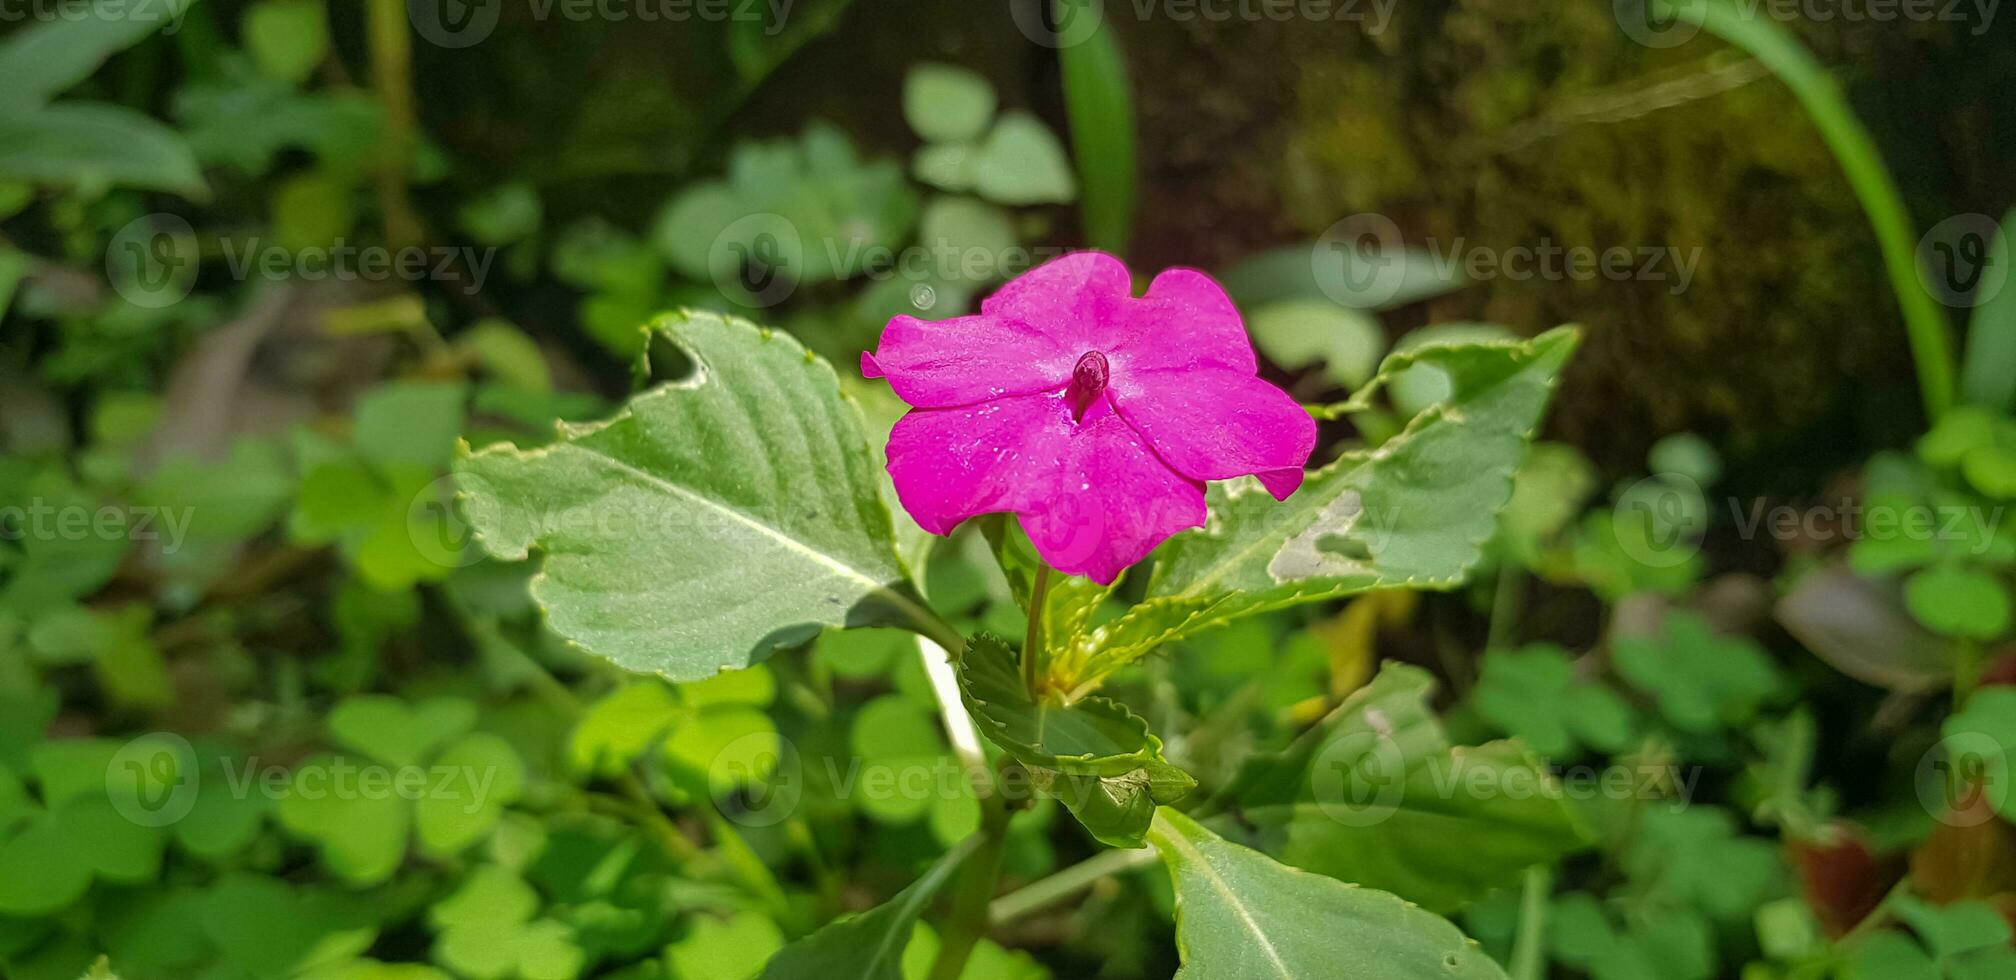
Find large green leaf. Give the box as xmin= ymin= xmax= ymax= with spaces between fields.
xmin=1074 ymin=327 xmax=1578 ymax=683
xmin=457 ymin=311 xmax=928 ymax=681
xmin=0 ymin=102 xmax=206 ymax=197
xmin=0 ymin=0 xmax=194 ymax=111
xmin=956 ymin=634 xmax=1194 ymax=848
xmin=1148 ymin=808 xmax=1510 ymax=979
xmin=1226 ymin=663 xmax=1589 ymax=913
xmin=759 ymin=836 xmax=973 ymax=979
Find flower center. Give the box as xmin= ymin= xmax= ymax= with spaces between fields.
xmin=1065 ymin=351 xmax=1109 ymax=421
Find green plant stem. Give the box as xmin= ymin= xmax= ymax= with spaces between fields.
xmin=1656 ymin=0 xmax=1955 ymax=420
xmin=988 ymin=846 xmax=1161 ymax=924
xmin=1954 ymin=638 xmax=1984 ymax=707
xmin=928 ymin=792 xmax=1011 ymax=980
xmin=1487 ymin=564 xmax=1525 ymax=652
xmin=1024 ymin=566 xmax=1052 ymax=695
xmin=1509 ymin=865 xmax=1552 ymax=980
xmin=366 ymin=0 xmax=424 ymax=251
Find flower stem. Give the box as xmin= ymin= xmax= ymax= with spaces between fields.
xmin=928 ymin=790 xmax=1011 ymax=980
xmin=1024 ymin=566 xmax=1052 ymax=696
xmin=1509 ymin=865 xmax=1552 ymax=980
xmin=988 ymin=846 xmax=1161 ymax=924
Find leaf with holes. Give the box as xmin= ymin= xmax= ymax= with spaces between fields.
xmin=457 ymin=312 xmax=929 ymax=680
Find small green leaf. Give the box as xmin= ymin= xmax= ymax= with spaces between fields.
xmin=1230 ymin=663 xmax=1589 ymax=913
xmin=277 ymin=756 xmax=412 ymax=886
xmin=1613 ymin=611 xmax=1784 ymax=734
xmin=458 ymin=312 xmax=928 ymax=681
xmin=1473 ymin=644 xmax=1636 ymax=757
xmin=1904 ymin=564 xmax=2011 ymax=640
xmin=956 ymin=634 xmax=1193 ymax=848
xmin=760 ymin=837 xmax=973 ymax=979
xmin=0 ymin=0 xmax=189 ymax=110
xmin=667 ymin=912 xmax=782 ymax=980
xmin=0 ymin=102 xmax=206 ymax=197
xmin=1962 ymin=443 xmax=2016 ymax=499
xmin=243 ymin=0 xmax=328 ymax=86
xmin=971 ymin=111 xmax=1076 ymax=205
xmin=200 ymin=874 xmax=379 ymax=978
xmin=328 ymin=695 xmax=477 ymax=769
xmin=1245 ymin=300 xmax=1386 ymax=390
xmin=1149 ymin=808 xmax=1509 ymax=979
xmin=903 ymin=63 xmax=996 ymax=143
xmin=414 ymin=733 xmax=525 ymax=857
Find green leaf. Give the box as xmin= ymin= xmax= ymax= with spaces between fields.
xmin=1473 ymin=644 xmax=1636 ymax=757
xmin=956 ymin=634 xmax=1194 ymax=848
xmin=1944 ymin=687 xmax=2016 ymax=822
xmin=667 ymin=912 xmax=782 ymax=980
xmin=1960 ymin=208 xmax=2016 ymax=411
xmin=1056 ymin=0 xmax=1136 ymax=253
xmin=1148 ymin=807 xmax=1510 ymax=979
xmin=903 ymin=63 xmax=996 ymax=143
xmin=1904 ymin=564 xmax=2011 ymax=640
xmin=1229 ymin=663 xmax=1589 ymax=913
xmin=200 ymin=874 xmax=379 ymax=978
xmin=0 ymin=0 xmax=192 ymax=110
xmin=277 ymin=756 xmax=412 ymax=886
xmin=971 ymin=111 xmax=1076 ymax=206
xmin=458 ymin=311 xmax=929 ymax=681
xmin=569 ymin=681 xmax=683 ymax=777
xmin=414 ymin=733 xmax=525 ymax=857
xmin=1962 ymin=443 xmax=2016 ymax=499
xmin=328 ymin=695 xmax=477 ymax=768
xmin=0 ymin=102 xmax=206 ymax=197
xmin=1077 ymin=327 xmax=1578 ymax=683
xmin=244 ymin=0 xmax=328 ymax=86
xmin=1245 ymin=300 xmax=1387 ymax=390
xmin=760 ymin=837 xmax=974 ymax=979
xmin=1613 ymin=610 xmax=1784 ymax=734
xmin=355 ymin=382 xmax=469 ymax=470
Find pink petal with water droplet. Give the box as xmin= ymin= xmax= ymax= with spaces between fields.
xmin=1019 ymin=412 xmax=1206 ymax=584
xmin=1109 ymin=366 xmax=1315 ymax=500
xmin=861 ymin=314 xmax=1073 ymax=408
xmin=884 ymin=392 xmax=1070 ymax=535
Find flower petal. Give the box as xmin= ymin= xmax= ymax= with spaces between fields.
xmin=1105 ymin=268 xmax=1257 ymax=375
xmin=979 ymin=251 xmax=1134 ymax=352
xmin=863 ymin=314 xmax=1075 ymax=408
xmin=1110 ymin=367 xmax=1315 ymax=499
xmin=884 ymin=392 xmax=1070 ymax=535
xmin=1020 ymin=411 xmax=1207 ymax=584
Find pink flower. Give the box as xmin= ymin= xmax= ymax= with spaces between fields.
xmin=861 ymin=252 xmax=1316 ymax=584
